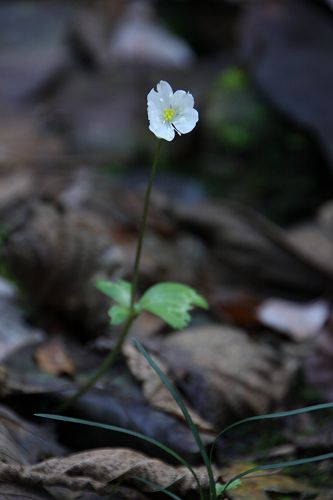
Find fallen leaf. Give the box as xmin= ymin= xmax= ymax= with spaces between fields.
xmin=0 ymin=277 xmax=45 ymax=362
xmin=0 ymin=483 xmax=53 ymax=500
xmin=240 ymin=0 xmax=333 ymax=167
xmin=34 ymin=338 xmax=76 ymax=377
xmin=108 ymin=0 xmax=195 ymax=67
xmin=0 ymin=447 xmax=213 ymax=497
xmin=123 ymin=342 xmax=216 ymax=434
xmin=305 ymin=322 xmax=333 ymax=401
xmin=151 ymin=325 xmax=299 ymax=427
xmin=222 ymin=461 xmax=317 ymax=499
xmin=256 ymin=298 xmax=329 ymax=340
xmin=0 ymin=404 xmax=64 ymax=465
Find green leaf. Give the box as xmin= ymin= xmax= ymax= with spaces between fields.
xmin=138 ymin=282 xmax=208 ymax=329
xmin=97 ymin=280 xmax=132 ymax=325
xmin=96 ymin=280 xmax=132 ymax=307
xmin=108 ymin=305 xmax=131 ymax=325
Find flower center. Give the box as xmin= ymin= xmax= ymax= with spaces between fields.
xmin=163 ymin=108 xmax=175 ymax=122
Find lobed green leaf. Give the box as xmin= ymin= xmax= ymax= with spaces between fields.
xmin=138 ymin=282 xmax=208 ymax=329
xmin=96 ymin=279 xmax=132 ymax=307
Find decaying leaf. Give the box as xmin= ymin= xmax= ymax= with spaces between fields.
xmin=222 ymin=462 xmax=317 ymax=499
xmin=0 ymin=277 xmax=45 ymax=362
xmin=150 ymin=325 xmax=298 ymax=427
xmin=0 ymin=483 xmax=53 ymax=500
xmin=0 ymin=404 xmax=64 ymax=465
xmin=123 ymin=342 xmax=215 ymax=434
xmin=173 ymin=201 xmax=333 ymax=297
xmin=0 ymin=447 xmax=213 ymax=497
xmin=1 ymin=201 xmax=123 ymax=337
xmin=34 ymin=338 xmax=76 ymax=377
xmin=240 ymin=0 xmax=333 ymax=168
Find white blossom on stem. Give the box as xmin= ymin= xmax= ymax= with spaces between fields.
xmin=147 ymin=80 xmax=198 ymax=141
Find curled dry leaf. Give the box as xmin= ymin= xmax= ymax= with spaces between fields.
xmin=152 ymin=325 xmax=299 ymax=427
xmin=0 ymin=447 xmax=213 ymax=497
xmin=123 ymin=342 xmax=216 ymax=433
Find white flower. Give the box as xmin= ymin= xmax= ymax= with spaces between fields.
xmin=147 ymin=80 xmax=198 ymax=141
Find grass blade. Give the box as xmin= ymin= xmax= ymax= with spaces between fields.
xmin=133 ymin=339 xmax=216 ymax=500
xmin=221 ymin=451 xmax=333 ymax=493
xmin=210 ymin=402 xmax=333 ymax=463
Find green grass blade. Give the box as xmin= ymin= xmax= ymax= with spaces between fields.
xmin=133 ymin=339 xmax=216 ymax=500
xmin=221 ymin=451 xmax=333 ymax=493
xmin=35 ymin=413 xmax=201 ymax=492
xmin=210 ymin=402 xmax=333 ymax=463
xmin=131 ymin=477 xmax=182 ymax=499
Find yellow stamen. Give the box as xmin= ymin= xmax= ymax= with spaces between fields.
xmin=163 ymin=108 xmax=175 ymax=122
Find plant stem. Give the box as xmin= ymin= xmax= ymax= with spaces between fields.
xmin=57 ymin=314 xmax=136 ymax=411
xmin=130 ymin=138 xmax=162 ymax=309
xmin=57 ymin=139 xmax=162 ymax=410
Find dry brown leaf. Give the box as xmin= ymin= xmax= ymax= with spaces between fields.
xmin=123 ymin=342 xmax=215 ymax=433
xmin=0 ymin=447 xmax=213 ymax=496
xmin=34 ymin=338 xmax=75 ymax=377
xmin=152 ymin=325 xmax=298 ymax=427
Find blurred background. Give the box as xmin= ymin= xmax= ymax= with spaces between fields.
xmin=1 ymin=0 xmax=333 ymax=224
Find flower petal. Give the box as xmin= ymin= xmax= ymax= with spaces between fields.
xmin=172 ymin=90 xmax=194 ymax=111
xmin=156 ymin=80 xmax=173 ymax=107
xmin=147 ymin=88 xmax=163 ymax=113
xmin=149 ymin=121 xmax=175 ymax=141
xmin=173 ymin=108 xmax=199 ymax=134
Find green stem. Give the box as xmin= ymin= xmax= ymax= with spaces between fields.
xmin=57 ymin=314 xmax=136 ymax=411
xmin=57 ymin=139 xmax=163 ymax=410
xmin=130 ymin=138 xmax=162 ymax=309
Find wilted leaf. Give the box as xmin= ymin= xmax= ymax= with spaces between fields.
xmin=151 ymin=325 xmax=298 ymax=427
xmin=138 ymin=282 xmax=208 ymax=329
xmin=0 ymin=447 xmax=213 ymax=497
